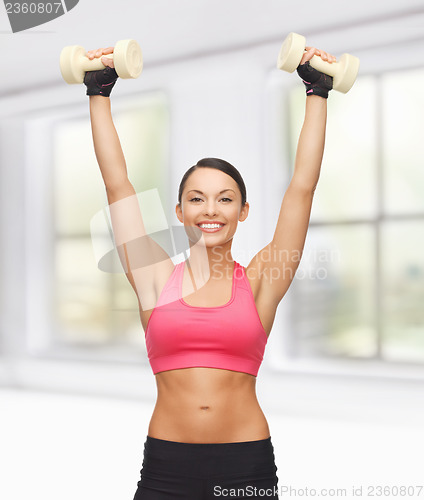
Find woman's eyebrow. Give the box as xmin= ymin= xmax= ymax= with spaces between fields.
xmin=187 ymin=189 xmax=236 ymax=195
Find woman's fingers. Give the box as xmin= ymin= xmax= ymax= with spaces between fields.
xmin=300 ymin=46 xmax=316 ymax=65
xmin=302 ymin=46 xmax=337 ymax=65
xmin=86 ymin=46 xmax=114 ymax=60
xmin=100 ymin=57 xmax=115 ymax=69
xmin=320 ymin=50 xmax=337 ymax=62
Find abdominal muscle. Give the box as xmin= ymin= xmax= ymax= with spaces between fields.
xmin=147 ymin=366 xmax=270 ymax=444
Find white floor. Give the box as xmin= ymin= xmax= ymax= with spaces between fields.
xmin=1 ymin=387 xmax=423 ymax=500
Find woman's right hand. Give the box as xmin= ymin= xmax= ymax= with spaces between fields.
xmin=84 ymin=46 xmax=119 ymax=97
xmin=86 ymin=47 xmax=115 ymax=68
xmin=297 ymin=46 xmax=335 ymax=99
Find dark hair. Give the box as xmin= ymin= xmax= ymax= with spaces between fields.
xmin=178 ymin=158 xmax=247 ymax=207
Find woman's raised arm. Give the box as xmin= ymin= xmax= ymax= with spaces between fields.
xmin=85 ymin=48 xmax=174 ymax=313
xmin=247 ymin=47 xmax=336 ymax=307
xmin=89 ymin=94 xmax=129 ymax=192
xmin=291 ymin=94 xmax=327 ymax=192
xmin=85 ymin=47 xmax=128 ymax=192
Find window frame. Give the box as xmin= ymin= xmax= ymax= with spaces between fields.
xmin=263 ymin=67 xmax=424 ymax=381
xmin=24 ymin=93 xmax=170 ymax=369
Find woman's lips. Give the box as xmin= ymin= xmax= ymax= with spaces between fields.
xmin=196 ymin=224 xmax=225 ymax=233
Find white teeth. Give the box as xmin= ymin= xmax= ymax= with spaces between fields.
xmin=198 ymin=224 xmax=223 ymax=229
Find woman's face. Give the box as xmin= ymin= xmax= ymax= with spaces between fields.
xmin=176 ymin=168 xmax=249 ymax=246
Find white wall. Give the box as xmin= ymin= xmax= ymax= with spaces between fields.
xmin=1 ymin=5 xmax=424 ymax=413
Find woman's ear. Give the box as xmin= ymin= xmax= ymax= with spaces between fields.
xmin=175 ymin=203 xmax=183 ymax=223
xmin=239 ymin=202 xmax=249 ymax=222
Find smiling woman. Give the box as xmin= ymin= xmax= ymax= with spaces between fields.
xmin=174 ymin=158 xmax=250 ymax=280
xmin=77 ymin=40 xmax=338 ymax=499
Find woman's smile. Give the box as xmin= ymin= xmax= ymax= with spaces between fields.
xmin=195 ymin=222 xmax=226 ymax=233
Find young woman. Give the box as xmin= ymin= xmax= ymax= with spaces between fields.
xmin=84 ymin=43 xmax=336 ymax=499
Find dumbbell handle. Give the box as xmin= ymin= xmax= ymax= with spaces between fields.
xmin=79 ymin=53 xmax=114 ymax=72
xmin=307 ymin=54 xmax=338 ymax=77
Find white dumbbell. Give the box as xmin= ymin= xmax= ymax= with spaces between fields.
xmin=277 ymin=32 xmax=360 ymax=94
xmin=60 ymin=39 xmax=143 ymax=84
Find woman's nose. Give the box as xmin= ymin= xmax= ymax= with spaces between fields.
xmin=204 ymin=204 xmax=217 ymax=216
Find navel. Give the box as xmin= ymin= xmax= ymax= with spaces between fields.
xmin=199 ymin=406 xmax=210 ymax=411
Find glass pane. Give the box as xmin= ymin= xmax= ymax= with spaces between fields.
xmin=111 ymin=273 xmax=146 ymax=351
xmin=54 ymin=239 xmax=111 ymax=345
xmin=54 ymin=240 xmax=147 ymax=355
xmin=53 ymin=118 xmax=106 ymax=235
xmin=288 ymin=76 xmax=378 ymax=221
xmin=53 ymin=92 xmax=170 ymax=235
xmin=114 ymin=93 xmax=169 ymax=196
xmin=382 ymin=69 xmax=424 ymax=215
xmin=52 ymin=94 xmax=170 ymax=355
xmin=381 ymin=221 xmax=424 ymax=362
xmin=290 ymin=225 xmax=377 ymax=359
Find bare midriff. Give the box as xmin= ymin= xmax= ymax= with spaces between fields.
xmin=147 ymin=366 xmax=270 ymax=444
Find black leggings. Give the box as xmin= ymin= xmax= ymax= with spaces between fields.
xmin=132 ymin=435 xmax=279 ymax=499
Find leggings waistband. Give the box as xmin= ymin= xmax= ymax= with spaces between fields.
xmin=146 ymin=435 xmax=273 ymax=448
xmin=142 ymin=435 xmax=277 ymax=478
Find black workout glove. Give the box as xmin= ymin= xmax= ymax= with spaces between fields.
xmin=83 ymin=66 xmax=119 ymax=97
xmin=296 ymin=61 xmax=333 ymax=99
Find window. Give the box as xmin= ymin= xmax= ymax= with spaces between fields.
xmin=28 ymin=92 xmax=170 ymax=363
xmin=286 ymin=70 xmax=424 ymax=364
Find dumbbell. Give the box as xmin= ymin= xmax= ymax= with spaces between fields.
xmin=277 ymin=32 xmax=360 ymax=94
xmin=60 ymin=39 xmax=143 ymax=84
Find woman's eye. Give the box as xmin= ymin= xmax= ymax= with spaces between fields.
xmin=189 ymin=197 xmax=232 ymax=202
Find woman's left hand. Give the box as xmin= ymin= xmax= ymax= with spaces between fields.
xmin=300 ymin=47 xmax=337 ymax=66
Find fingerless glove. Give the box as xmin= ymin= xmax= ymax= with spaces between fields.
xmin=83 ymin=66 xmax=119 ymax=97
xmin=296 ymin=61 xmax=333 ymax=99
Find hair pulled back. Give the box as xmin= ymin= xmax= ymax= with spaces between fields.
xmin=178 ymin=158 xmax=247 ymax=207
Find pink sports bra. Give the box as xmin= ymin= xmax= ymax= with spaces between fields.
xmin=144 ymin=260 xmax=268 ymax=377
